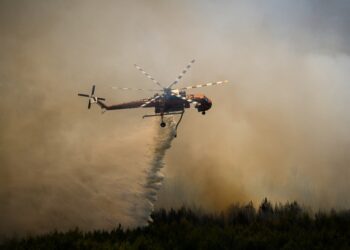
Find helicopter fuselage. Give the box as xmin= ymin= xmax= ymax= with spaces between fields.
xmin=99 ymin=93 xmax=212 ymax=114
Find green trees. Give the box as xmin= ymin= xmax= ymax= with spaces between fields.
xmin=1 ymin=199 xmax=350 ymax=250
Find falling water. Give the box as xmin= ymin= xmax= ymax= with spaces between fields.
xmin=136 ymin=117 xmax=176 ymax=225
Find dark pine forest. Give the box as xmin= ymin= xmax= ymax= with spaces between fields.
xmin=2 ymin=199 xmax=350 ymax=250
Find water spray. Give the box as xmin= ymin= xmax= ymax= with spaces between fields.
xmin=139 ymin=117 xmax=176 ymax=224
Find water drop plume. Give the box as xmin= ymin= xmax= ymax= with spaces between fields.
xmin=136 ymin=117 xmax=176 ymax=225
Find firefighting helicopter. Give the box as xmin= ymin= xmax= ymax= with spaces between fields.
xmin=78 ymin=59 xmax=229 ymax=137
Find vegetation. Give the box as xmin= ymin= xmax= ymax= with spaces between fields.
xmin=2 ymin=199 xmax=350 ymax=250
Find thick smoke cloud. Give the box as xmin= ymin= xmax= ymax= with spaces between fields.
xmin=1 ymin=0 xmax=350 ymax=236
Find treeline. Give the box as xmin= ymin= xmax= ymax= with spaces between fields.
xmin=2 ymin=199 xmax=350 ymax=250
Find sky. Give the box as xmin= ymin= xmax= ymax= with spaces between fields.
xmin=1 ymin=0 xmax=350 ymax=236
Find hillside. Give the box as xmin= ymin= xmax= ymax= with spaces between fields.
xmin=1 ymin=199 xmax=350 ymax=250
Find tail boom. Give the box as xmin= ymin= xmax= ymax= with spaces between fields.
xmin=96 ymin=99 xmax=151 ymax=111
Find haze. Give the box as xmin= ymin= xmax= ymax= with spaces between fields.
xmin=1 ymin=0 xmax=350 ymax=236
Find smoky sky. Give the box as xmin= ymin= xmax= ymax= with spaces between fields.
xmin=1 ymin=0 xmax=350 ymax=236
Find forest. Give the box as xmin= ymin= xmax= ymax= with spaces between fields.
xmin=1 ymin=199 xmax=350 ymax=250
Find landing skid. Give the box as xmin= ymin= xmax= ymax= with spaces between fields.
xmin=143 ymin=111 xmax=185 ymax=137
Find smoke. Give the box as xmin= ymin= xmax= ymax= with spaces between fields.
xmin=1 ymin=0 xmax=350 ymax=237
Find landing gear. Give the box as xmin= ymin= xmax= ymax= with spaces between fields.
xmin=202 ymin=111 xmax=206 ymax=115
xmin=143 ymin=110 xmax=185 ymax=137
xmin=160 ymin=113 xmax=166 ymax=127
xmin=159 ymin=110 xmax=184 ymax=138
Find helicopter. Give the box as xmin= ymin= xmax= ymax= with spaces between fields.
xmin=78 ymin=59 xmax=229 ymax=137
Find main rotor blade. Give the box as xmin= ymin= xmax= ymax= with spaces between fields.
xmin=112 ymin=86 xmax=161 ymax=92
xmin=140 ymin=95 xmax=161 ymax=107
xmin=168 ymin=59 xmax=195 ymax=89
xmin=176 ymin=80 xmax=229 ymax=91
xmin=171 ymin=92 xmax=198 ymax=105
xmin=91 ymin=85 xmax=96 ymax=95
xmin=78 ymin=93 xmax=90 ymax=97
xmin=88 ymin=100 xmax=91 ymax=109
xmin=134 ymin=64 xmax=164 ymax=88
xmin=97 ymin=97 xmax=106 ymax=101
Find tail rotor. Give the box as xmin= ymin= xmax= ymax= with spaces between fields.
xmin=78 ymin=85 xmax=106 ymax=109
